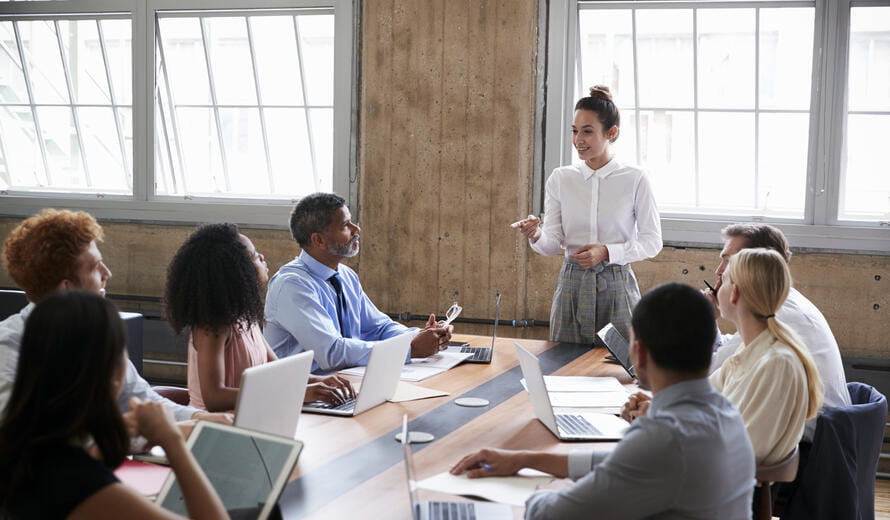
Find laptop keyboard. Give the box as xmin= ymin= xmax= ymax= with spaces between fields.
xmin=459 ymin=346 xmax=492 ymax=363
xmin=421 ymin=501 xmax=476 ymax=520
xmin=556 ymin=414 xmax=602 ymax=436
xmin=309 ymin=397 xmax=356 ymax=411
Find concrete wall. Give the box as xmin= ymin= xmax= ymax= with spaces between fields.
xmin=1 ymin=0 xmax=887 ymax=361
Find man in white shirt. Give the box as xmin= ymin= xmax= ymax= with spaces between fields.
xmin=0 ymin=209 xmax=229 ymax=426
xmin=450 ymin=283 xmax=755 ymax=519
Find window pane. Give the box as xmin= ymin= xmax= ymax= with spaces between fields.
xmin=0 ymin=106 xmax=46 ymax=188
xmin=697 ymin=9 xmax=754 ymax=109
xmin=612 ymin=108 xmax=637 ymax=166
xmin=759 ymin=8 xmax=814 ymax=110
xmin=19 ymin=20 xmax=69 ymax=104
xmin=158 ymin=18 xmax=211 ymax=105
xmin=218 ymin=107 xmax=270 ymax=194
xmin=639 ymin=110 xmax=696 ymax=209
xmin=297 ymin=15 xmax=334 ymax=106
xmin=251 ymin=16 xmax=303 ymax=105
xmin=156 ymin=12 xmax=335 ymax=199
xmin=79 ymin=107 xmax=128 ymax=191
xmin=758 ymin=113 xmax=807 ymax=216
xmin=577 ymin=10 xmax=634 ymax=106
xmin=101 ymin=19 xmax=132 ymax=105
xmin=636 ymin=10 xmax=694 ymax=108
xmin=37 ymin=106 xmax=86 ymax=187
xmin=0 ymin=22 xmax=28 ymax=104
xmin=58 ymin=20 xmax=111 ymax=105
xmin=204 ymin=17 xmax=257 ymax=106
xmin=698 ymin=112 xmax=755 ymax=211
xmin=848 ymin=7 xmax=890 ymax=112
xmin=842 ymin=7 xmax=890 ymax=220
xmin=842 ymin=115 xmax=890 ymax=219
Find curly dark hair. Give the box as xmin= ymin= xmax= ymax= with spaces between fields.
xmin=164 ymin=223 xmax=263 ymax=334
xmin=289 ymin=192 xmax=346 ymax=248
xmin=0 ymin=290 xmax=128 ymax=505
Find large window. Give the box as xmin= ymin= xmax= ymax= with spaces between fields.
xmin=0 ymin=0 xmax=354 ymax=225
xmin=544 ymin=0 xmax=890 ymax=252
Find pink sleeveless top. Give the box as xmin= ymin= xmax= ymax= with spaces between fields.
xmin=187 ymin=322 xmax=269 ymax=410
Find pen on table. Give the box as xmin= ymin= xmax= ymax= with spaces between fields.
xmin=703 ymin=280 xmax=716 ymax=295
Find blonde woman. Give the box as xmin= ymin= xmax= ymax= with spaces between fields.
xmin=711 ymin=248 xmax=823 ymax=466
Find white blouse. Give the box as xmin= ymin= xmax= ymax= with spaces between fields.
xmin=530 ymin=159 xmax=662 ymax=265
xmin=710 ymin=328 xmax=810 ymax=466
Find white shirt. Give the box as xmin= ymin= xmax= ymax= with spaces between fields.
xmin=710 ymin=329 xmax=810 ymax=466
xmin=0 ymin=303 xmax=199 ymax=422
xmin=711 ymin=288 xmax=850 ymax=441
xmin=531 ymin=160 xmax=662 ymax=265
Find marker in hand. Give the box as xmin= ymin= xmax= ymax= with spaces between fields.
xmin=703 ymin=280 xmax=717 ymax=295
xmin=510 ymin=215 xmax=536 ymax=228
xmin=480 ymin=462 xmax=494 ymax=472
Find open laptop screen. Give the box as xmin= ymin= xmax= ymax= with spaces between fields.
xmin=156 ymin=422 xmax=302 ymax=520
xmin=596 ymin=323 xmax=635 ymax=378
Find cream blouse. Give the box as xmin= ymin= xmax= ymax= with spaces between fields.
xmin=710 ymin=328 xmax=809 ymax=466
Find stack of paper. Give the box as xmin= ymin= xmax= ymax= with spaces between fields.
xmin=340 ymin=351 xmax=472 ymax=382
xmin=521 ymin=375 xmax=630 ymax=412
xmin=416 ymin=472 xmax=553 ymax=507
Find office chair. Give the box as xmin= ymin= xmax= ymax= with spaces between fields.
xmin=754 ymin=446 xmax=799 ymax=520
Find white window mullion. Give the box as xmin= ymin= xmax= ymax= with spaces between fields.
xmin=153 ymin=21 xmax=188 ymax=195
xmin=198 ymin=17 xmax=231 ymax=192
xmin=692 ymin=8 xmax=701 ymax=207
xmin=132 ymin=0 xmax=150 ymax=201
xmin=97 ymin=19 xmax=132 ymax=187
xmin=244 ymin=16 xmax=276 ymax=193
xmin=54 ymin=19 xmax=93 ymax=187
xmin=12 ymin=20 xmax=53 ymax=185
xmin=292 ymin=15 xmax=319 ymax=192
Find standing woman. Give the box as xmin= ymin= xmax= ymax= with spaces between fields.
xmin=0 ymin=291 xmax=226 ymax=519
xmin=513 ymin=86 xmax=662 ymax=343
xmin=164 ymin=223 xmax=353 ymax=413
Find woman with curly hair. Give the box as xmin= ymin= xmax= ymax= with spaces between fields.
xmin=164 ymin=223 xmax=353 ymax=413
xmin=0 ymin=291 xmax=226 ymax=519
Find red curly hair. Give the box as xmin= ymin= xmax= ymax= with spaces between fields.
xmin=3 ymin=209 xmax=104 ymax=302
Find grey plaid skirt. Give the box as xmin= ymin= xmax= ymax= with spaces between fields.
xmin=549 ymin=258 xmax=640 ymax=345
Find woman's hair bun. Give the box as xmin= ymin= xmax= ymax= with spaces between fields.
xmin=588 ymin=85 xmax=612 ymax=101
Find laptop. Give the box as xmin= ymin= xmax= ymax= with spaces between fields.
xmin=515 ymin=344 xmax=629 ymax=441
xmin=445 ymin=293 xmax=501 ymax=364
xmin=596 ymin=323 xmax=636 ymax=378
xmin=155 ymin=421 xmax=303 ymax=520
xmin=302 ymin=332 xmax=412 ymax=416
xmin=235 ymin=351 xmax=313 ymax=439
xmin=401 ymin=415 xmax=512 ymax=520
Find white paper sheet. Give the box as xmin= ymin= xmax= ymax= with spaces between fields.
xmin=541 ymin=375 xmax=626 ymax=392
xmin=416 ymin=472 xmax=553 ymax=507
xmin=352 ymin=381 xmax=449 ymax=402
xmin=340 ymin=351 xmax=472 ymax=382
xmin=548 ymin=390 xmax=630 ymax=408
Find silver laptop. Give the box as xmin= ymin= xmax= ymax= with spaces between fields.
xmin=235 ymin=351 xmax=313 ymax=439
xmin=596 ymin=323 xmax=636 ymax=378
xmin=156 ymin=421 xmax=303 ymax=520
xmin=515 ymin=344 xmax=628 ymax=441
xmin=401 ymin=415 xmax=512 ymax=520
xmin=302 ymin=332 xmax=412 ymax=416
xmin=446 ymin=293 xmax=501 ymax=364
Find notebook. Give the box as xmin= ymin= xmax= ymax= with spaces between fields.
xmin=445 ymin=293 xmax=501 ymax=364
xmin=235 ymin=351 xmax=313 ymax=439
xmin=515 ymin=343 xmax=628 ymax=442
xmin=596 ymin=323 xmax=636 ymax=378
xmin=155 ymin=421 xmax=303 ymax=520
xmin=401 ymin=415 xmax=512 ymax=520
xmin=302 ymin=332 xmax=412 ymax=416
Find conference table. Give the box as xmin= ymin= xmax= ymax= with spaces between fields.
xmin=276 ymin=334 xmax=637 ymax=519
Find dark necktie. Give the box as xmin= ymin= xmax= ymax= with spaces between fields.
xmin=328 ymin=272 xmax=350 ymax=338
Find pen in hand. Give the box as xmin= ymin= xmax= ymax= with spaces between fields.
xmin=480 ymin=463 xmax=494 ymax=471
xmin=703 ymin=280 xmax=716 ymax=295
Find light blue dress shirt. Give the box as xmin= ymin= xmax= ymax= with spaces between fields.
xmin=525 ymin=378 xmax=756 ymax=520
xmin=264 ymin=251 xmax=413 ymax=371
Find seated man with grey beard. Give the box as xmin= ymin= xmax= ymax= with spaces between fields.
xmin=264 ymin=192 xmax=453 ymax=372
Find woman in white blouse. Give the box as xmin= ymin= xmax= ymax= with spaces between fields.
xmin=512 ymin=86 xmax=662 ymax=344
xmin=710 ymin=247 xmax=823 ymax=466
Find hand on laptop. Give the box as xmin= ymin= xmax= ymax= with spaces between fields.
xmin=306 ymin=375 xmax=355 ymax=405
xmin=411 ymin=314 xmax=453 ymax=358
xmin=620 ymin=392 xmax=651 ymax=423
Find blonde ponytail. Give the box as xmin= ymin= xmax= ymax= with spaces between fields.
xmin=729 ymin=249 xmax=823 ymax=419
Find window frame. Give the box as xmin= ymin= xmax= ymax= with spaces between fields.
xmin=0 ymin=0 xmax=357 ymax=227
xmin=541 ymin=0 xmax=890 ymax=254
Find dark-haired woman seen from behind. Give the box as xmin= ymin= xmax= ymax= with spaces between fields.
xmin=512 ymin=86 xmax=662 ymax=344
xmin=165 ymin=222 xmax=353 ymax=413
xmin=0 ymin=290 xmax=226 ymax=519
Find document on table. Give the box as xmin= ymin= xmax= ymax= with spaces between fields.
xmin=520 ymin=376 xmax=630 ymax=410
xmin=341 ymin=351 xmax=472 ymax=382
xmin=353 ymin=381 xmax=449 ymax=402
xmin=416 ymin=472 xmax=554 ymax=507
xmin=540 ymin=375 xmax=626 ymax=392
xmin=548 ymin=390 xmax=630 ymax=409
